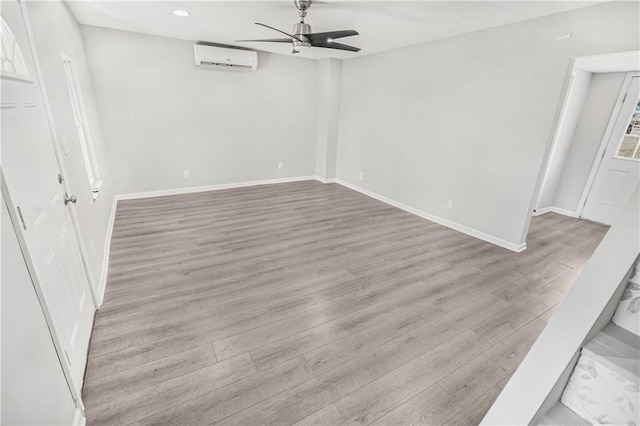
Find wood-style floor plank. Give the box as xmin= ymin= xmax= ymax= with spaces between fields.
xmin=369 ymin=384 xmax=463 ymax=426
xmin=83 ymin=181 xmax=608 ymax=425
xmin=86 ymin=353 xmax=257 ymax=425
xmin=293 ymin=404 xmax=346 ymax=426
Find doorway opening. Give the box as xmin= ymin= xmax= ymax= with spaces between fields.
xmin=522 ymin=51 xmax=640 ymax=247
xmin=580 ymin=76 xmax=639 ymax=224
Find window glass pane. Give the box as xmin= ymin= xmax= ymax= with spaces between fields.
xmin=616 ymin=100 xmax=640 ymax=159
xmin=62 ymin=58 xmax=100 ymax=189
xmin=63 ymin=61 xmax=83 ymax=126
xmin=76 ymin=125 xmax=95 ymax=184
xmin=1 ymin=17 xmax=29 ymax=78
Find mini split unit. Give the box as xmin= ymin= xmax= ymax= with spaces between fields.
xmin=193 ymin=44 xmax=258 ymax=71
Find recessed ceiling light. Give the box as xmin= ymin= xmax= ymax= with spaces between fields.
xmin=173 ymin=10 xmax=191 ymax=17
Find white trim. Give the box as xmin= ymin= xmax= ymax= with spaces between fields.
xmin=61 ymin=53 xmax=102 ymax=192
xmin=0 ymin=72 xmax=33 ymax=83
xmin=574 ymin=51 xmax=640 ymax=73
xmin=97 ymin=196 xmax=117 ymax=307
xmin=73 ymin=408 xmax=86 ymax=426
xmin=533 ymin=207 xmax=553 ymax=216
xmin=334 ymin=178 xmax=526 ymax=253
xmin=116 ymin=176 xmax=318 ymax=201
xmin=533 ymin=206 xmax=579 ymax=218
xmin=314 ymin=176 xmax=336 ymax=184
xmin=577 ymin=72 xmax=640 ymax=218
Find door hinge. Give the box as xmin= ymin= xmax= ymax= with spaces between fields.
xmin=16 ymin=206 xmax=27 ymax=230
xmin=622 ymin=92 xmax=628 ymax=103
xmin=58 ymin=173 xmax=64 ymax=184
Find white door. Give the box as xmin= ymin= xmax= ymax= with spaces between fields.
xmin=1 ymin=0 xmax=94 ymax=391
xmin=581 ymin=76 xmax=640 ymax=225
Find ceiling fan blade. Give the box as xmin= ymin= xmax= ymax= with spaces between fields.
xmin=306 ymin=30 xmax=359 ymax=44
xmin=312 ymin=40 xmax=361 ymax=52
xmin=255 ymin=22 xmax=303 ymax=42
xmin=236 ymin=38 xmax=292 ymax=43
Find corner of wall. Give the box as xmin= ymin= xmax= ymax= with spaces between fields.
xmin=97 ymin=196 xmax=118 ymax=307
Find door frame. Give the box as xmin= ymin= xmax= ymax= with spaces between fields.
xmin=577 ymin=72 xmax=640 ymax=218
xmin=17 ymin=0 xmax=100 ymax=307
xmin=0 ymin=170 xmax=86 ymax=415
xmin=520 ymin=50 xmax=640 ymax=245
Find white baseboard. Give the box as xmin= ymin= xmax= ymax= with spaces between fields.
xmin=533 ymin=207 xmax=553 ymax=216
xmin=315 ymin=176 xmax=337 ymax=184
xmin=335 ymin=178 xmax=526 ymax=253
xmin=116 ymin=176 xmax=318 ymax=201
xmin=111 ymin=177 xmax=526 ymax=276
xmin=73 ymin=408 xmax=86 ymax=426
xmin=97 ymin=196 xmax=117 ymax=307
xmin=534 ymin=206 xmax=579 ymax=218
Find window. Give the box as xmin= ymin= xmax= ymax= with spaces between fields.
xmin=1 ymin=16 xmax=29 ymax=80
xmin=62 ymin=56 xmax=102 ymax=198
xmin=615 ymin=99 xmax=640 ymax=160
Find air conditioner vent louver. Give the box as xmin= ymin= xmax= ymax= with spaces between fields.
xmin=194 ymin=44 xmax=257 ymax=71
xmin=200 ymin=61 xmax=253 ymax=70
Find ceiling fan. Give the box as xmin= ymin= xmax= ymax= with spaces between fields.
xmin=237 ymin=0 xmax=360 ymax=54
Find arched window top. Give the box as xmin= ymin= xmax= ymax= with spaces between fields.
xmin=1 ymin=16 xmax=29 ymax=78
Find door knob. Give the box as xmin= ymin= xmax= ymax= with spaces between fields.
xmin=63 ymin=193 xmax=77 ymax=205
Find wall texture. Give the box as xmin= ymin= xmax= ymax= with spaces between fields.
xmin=336 ymin=1 xmax=639 ymax=248
xmin=27 ymin=0 xmax=115 ymax=297
xmin=82 ymin=26 xmax=319 ymax=195
xmin=553 ymin=72 xmax=627 ymax=211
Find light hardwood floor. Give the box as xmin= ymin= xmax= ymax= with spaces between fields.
xmin=84 ymin=181 xmax=608 ymax=425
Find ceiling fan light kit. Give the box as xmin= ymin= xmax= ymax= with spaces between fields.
xmin=237 ymin=0 xmax=360 ymax=54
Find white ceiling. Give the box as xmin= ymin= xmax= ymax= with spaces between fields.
xmin=66 ymin=1 xmax=598 ymax=60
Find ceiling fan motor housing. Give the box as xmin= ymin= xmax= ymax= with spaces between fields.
xmin=292 ymin=22 xmax=312 ymax=48
xmin=294 ymin=0 xmax=311 ymax=21
xmin=294 ymin=0 xmax=312 ymax=12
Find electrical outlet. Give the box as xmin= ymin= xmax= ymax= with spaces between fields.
xmin=359 ymin=172 xmax=364 ymax=181
xmin=183 ymin=170 xmax=190 ymax=179
xmin=447 ymin=199 xmax=454 ymax=209
xmin=278 ymin=162 xmax=284 ymax=170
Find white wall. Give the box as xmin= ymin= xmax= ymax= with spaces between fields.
xmin=536 ymin=70 xmax=592 ymax=211
xmin=553 ymin=72 xmax=627 ymax=211
xmin=1 ymin=197 xmax=78 ymax=425
xmin=82 ymin=26 xmax=319 ymax=195
xmin=26 ymin=0 xmax=115 ymax=298
xmin=336 ymin=1 xmax=639 ymax=248
xmin=315 ymin=58 xmax=342 ymax=180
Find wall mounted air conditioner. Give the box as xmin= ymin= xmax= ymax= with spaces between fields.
xmin=194 ymin=44 xmax=257 ymax=71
